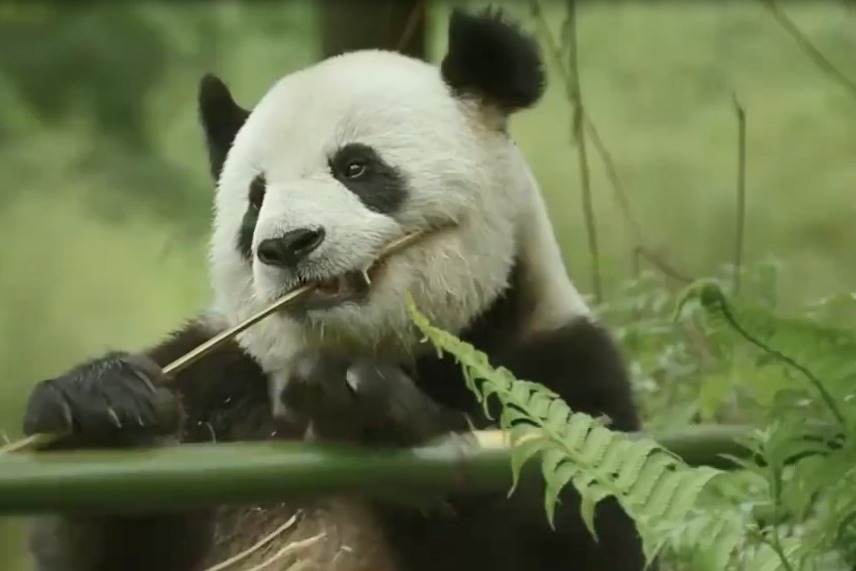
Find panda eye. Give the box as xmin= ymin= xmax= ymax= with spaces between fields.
xmin=248 ymin=176 xmax=266 ymax=210
xmin=343 ymin=160 xmax=367 ymax=179
xmin=329 ymin=144 xmax=385 ymax=185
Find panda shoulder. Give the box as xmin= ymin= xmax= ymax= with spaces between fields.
xmin=508 ymin=314 xmax=641 ymax=432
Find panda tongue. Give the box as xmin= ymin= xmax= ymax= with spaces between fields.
xmin=315 ymin=277 xmax=344 ymax=296
xmin=313 ymin=272 xmax=371 ymax=299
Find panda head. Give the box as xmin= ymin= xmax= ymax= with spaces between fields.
xmin=200 ymin=8 xmax=588 ymax=369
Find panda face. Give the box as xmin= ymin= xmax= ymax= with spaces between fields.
xmin=199 ymin=8 xmax=560 ymax=379
xmin=207 ymin=50 xmax=524 ymax=358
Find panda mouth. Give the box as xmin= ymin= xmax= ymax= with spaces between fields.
xmin=294 ymin=265 xmax=381 ymax=311
xmin=309 ymin=272 xmax=370 ymax=304
xmin=282 ymin=226 xmax=442 ymax=314
xmin=314 ymin=277 xmax=350 ymax=297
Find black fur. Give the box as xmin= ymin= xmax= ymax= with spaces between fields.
xmin=22 ymin=352 xmax=180 ymax=450
xmin=197 ymin=75 xmax=259 ymax=264
xmin=22 ymin=253 xmax=648 ymax=571
xmin=205 ymin=8 xmax=545 ymax=267
xmin=21 ymin=9 xmax=647 ymax=570
xmin=144 ymin=319 xmax=275 ymax=443
xmin=441 ymin=7 xmax=546 ymax=113
xmin=281 ymin=348 xmax=468 ymax=446
xmin=236 ymin=175 xmax=266 ymax=262
xmin=414 ymin=262 xmax=641 ymax=433
xmin=198 ymin=73 xmax=250 ymax=182
xmin=22 ymin=321 xmax=263 ymax=571
xmin=234 ymin=141 xmax=410 ymax=265
xmin=329 ymin=143 xmax=410 ymax=216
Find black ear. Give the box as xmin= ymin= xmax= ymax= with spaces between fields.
xmin=198 ymin=74 xmax=251 ymax=181
xmin=440 ymin=7 xmax=545 ymax=114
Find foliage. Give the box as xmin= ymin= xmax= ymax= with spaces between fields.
xmin=407 ymin=294 xmax=728 ymax=567
xmin=1 ymin=2 xmax=856 ymax=569
xmin=407 ymin=274 xmax=856 ymax=570
xmin=673 ymin=280 xmax=856 ymax=569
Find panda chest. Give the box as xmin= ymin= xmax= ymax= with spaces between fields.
xmin=208 ymin=499 xmax=401 ymax=571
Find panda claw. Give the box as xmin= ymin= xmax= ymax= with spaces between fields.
xmin=282 ymin=350 xmax=466 ymax=446
xmin=21 ymin=352 xmax=182 ymax=450
xmin=60 ymin=401 xmax=74 ymax=429
xmin=107 ymin=408 xmax=122 ymax=428
xmin=344 ymin=369 xmax=360 ymax=395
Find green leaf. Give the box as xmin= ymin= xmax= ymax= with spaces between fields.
xmin=543 ymin=459 xmax=579 ymax=529
xmin=508 ymin=427 xmax=548 ymax=497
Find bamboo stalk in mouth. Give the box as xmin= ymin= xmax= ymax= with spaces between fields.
xmin=1 ymin=229 xmax=434 ymax=455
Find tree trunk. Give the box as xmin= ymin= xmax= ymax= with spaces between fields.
xmin=318 ymin=0 xmax=427 ymax=61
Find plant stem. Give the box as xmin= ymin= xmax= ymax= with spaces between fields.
xmin=561 ymin=0 xmax=603 ymax=303
xmin=0 ymin=426 xmax=752 ymax=515
xmin=733 ymin=93 xmax=747 ymax=294
xmin=527 ymin=0 xmax=693 ymax=286
xmin=761 ymin=0 xmax=856 ymax=101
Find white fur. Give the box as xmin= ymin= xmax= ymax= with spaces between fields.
xmin=205 ymin=49 xmax=589 ymax=417
xmin=507 ymin=142 xmax=592 ymax=332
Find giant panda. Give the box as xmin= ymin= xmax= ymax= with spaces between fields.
xmin=21 ymin=7 xmax=649 ymax=571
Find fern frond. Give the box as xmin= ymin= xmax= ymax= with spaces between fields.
xmin=658 ymin=507 xmax=789 ymax=571
xmin=676 ymin=281 xmax=856 ymax=567
xmin=406 ymin=293 xmax=731 ymax=565
xmin=675 ymin=280 xmax=856 ymax=428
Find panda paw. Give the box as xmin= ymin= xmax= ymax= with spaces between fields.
xmin=281 ymin=349 xmax=465 ymax=446
xmin=22 ymin=351 xmax=182 ymax=450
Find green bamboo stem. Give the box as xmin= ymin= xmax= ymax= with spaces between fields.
xmin=0 ymin=425 xmax=752 ymax=515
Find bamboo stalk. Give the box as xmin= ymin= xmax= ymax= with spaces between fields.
xmin=0 ymin=230 xmax=434 ymax=455
xmin=0 ymin=425 xmax=752 ymax=515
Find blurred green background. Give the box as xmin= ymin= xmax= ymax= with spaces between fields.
xmin=0 ymin=1 xmax=854 ymax=568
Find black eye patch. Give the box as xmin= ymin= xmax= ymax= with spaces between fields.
xmin=236 ymin=174 xmax=266 ymax=261
xmin=328 ymin=143 xmax=409 ymax=215
xmin=248 ymin=175 xmax=266 ymax=210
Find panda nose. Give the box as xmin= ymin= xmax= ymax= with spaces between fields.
xmin=256 ymin=228 xmax=326 ymax=268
